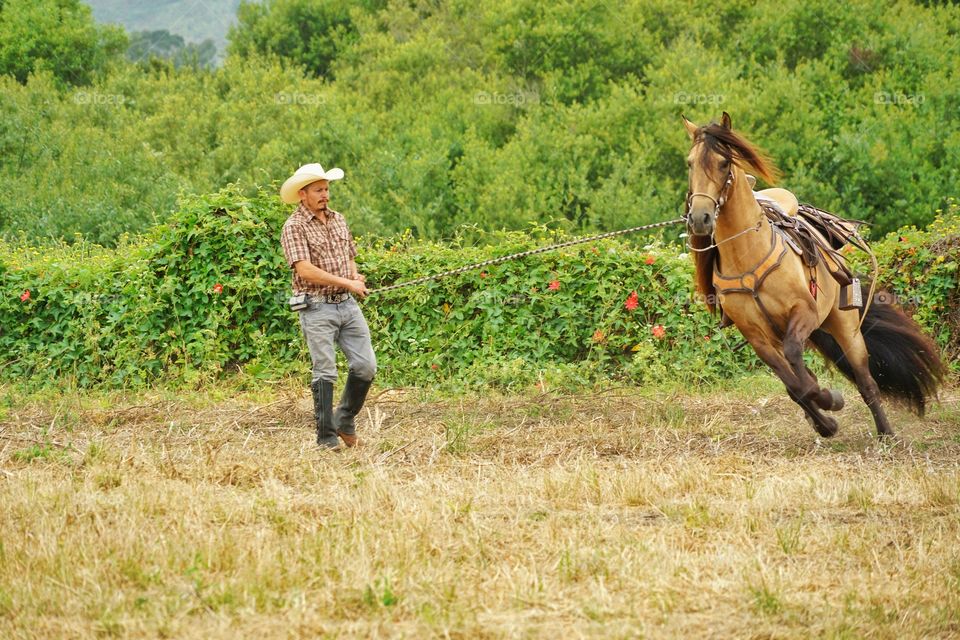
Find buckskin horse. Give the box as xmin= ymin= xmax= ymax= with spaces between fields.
xmin=682 ymin=112 xmax=944 ymax=437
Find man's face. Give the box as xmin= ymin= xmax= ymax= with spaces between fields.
xmin=299 ymin=180 xmax=330 ymax=214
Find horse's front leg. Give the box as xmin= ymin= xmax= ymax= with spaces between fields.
xmin=782 ymin=308 xmax=843 ymax=413
xmin=743 ymin=328 xmax=840 ymax=437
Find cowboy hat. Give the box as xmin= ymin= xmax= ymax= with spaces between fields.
xmin=280 ymin=163 xmax=345 ymax=204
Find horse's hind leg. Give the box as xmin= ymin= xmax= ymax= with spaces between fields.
xmin=822 ymin=317 xmax=894 ymax=437
xmin=747 ymin=335 xmax=839 ymax=437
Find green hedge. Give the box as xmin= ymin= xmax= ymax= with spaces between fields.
xmin=861 ymin=198 xmax=960 ymax=365
xmin=1 ymin=189 xmax=957 ymax=389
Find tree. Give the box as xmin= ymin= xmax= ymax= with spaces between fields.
xmin=228 ymin=0 xmax=383 ymax=77
xmin=0 ymin=0 xmax=127 ymax=86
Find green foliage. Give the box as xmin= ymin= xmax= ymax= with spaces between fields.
xmin=363 ymin=227 xmax=763 ymax=389
xmin=0 ymin=0 xmax=126 ymax=86
xmin=228 ymin=0 xmax=382 ymax=78
xmin=860 ymin=198 xmax=960 ymax=367
xmin=0 ymin=188 xmax=295 ymax=386
xmin=1 ymin=0 xmax=958 ymax=251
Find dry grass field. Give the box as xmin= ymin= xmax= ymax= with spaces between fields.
xmin=1 ymin=377 xmax=958 ymax=639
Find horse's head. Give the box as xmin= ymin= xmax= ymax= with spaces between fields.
xmin=682 ymin=112 xmax=779 ymax=237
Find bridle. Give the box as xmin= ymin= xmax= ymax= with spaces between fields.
xmin=684 ymin=166 xmax=761 ymax=252
xmin=685 ymin=168 xmax=734 ymax=221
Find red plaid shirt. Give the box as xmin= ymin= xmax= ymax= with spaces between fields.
xmin=280 ymin=204 xmax=358 ymax=295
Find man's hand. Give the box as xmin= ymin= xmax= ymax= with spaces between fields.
xmin=346 ymin=278 xmax=369 ymax=299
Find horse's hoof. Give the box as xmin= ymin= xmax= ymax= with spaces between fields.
xmin=806 ymin=414 xmax=838 ymax=438
xmin=828 ymin=389 xmax=845 ymax=412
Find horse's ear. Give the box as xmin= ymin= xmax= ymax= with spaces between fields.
xmin=721 ymin=112 xmax=732 ymax=129
xmin=682 ymin=115 xmax=698 ymax=140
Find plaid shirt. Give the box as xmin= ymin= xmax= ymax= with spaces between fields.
xmin=280 ymin=204 xmax=358 ymax=296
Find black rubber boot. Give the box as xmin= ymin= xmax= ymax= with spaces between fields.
xmin=311 ymin=379 xmax=340 ymax=449
xmin=334 ymin=374 xmax=373 ymax=447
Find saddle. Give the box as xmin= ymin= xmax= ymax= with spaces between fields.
xmin=716 ymin=178 xmax=869 ymax=328
xmin=747 ymin=174 xmax=799 ymax=218
xmin=745 ymin=174 xmax=867 ymax=282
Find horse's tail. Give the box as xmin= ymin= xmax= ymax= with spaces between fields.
xmin=809 ymin=284 xmax=946 ymax=416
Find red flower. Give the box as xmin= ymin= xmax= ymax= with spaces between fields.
xmin=548 ymin=280 xmax=560 ymax=291
xmin=431 ymin=363 xmax=439 ymax=370
xmin=20 ymin=289 xmax=30 ymax=302
xmin=480 ymin=272 xmax=488 ymax=279
xmin=645 ymin=255 xmax=656 ymax=265
xmin=213 ymin=283 xmax=223 ymax=294
xmin=624 ymin=291 xmax=639 ymax=311
xmin=592 ymin=329 xmax=606 ymax=343
xmin=652 ymin=324 xmax=666 ymax=339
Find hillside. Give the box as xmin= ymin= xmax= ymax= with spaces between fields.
xmin=82 ymin=0 xmax=249 ymax=53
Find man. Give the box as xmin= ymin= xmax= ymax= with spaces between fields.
xmin=279 ymin=163 xmax=376 ymax=449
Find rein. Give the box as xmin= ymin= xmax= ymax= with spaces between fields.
xmin=368 ymin=218 xmax=686 ymax=295
xmin=686 ymin=219 xmax=763 ymax=253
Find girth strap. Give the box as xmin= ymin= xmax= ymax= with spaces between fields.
xmin=712 ymin=226 xmax=791 ymax=337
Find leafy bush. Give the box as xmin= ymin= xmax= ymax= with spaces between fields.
xmin=3 ymin=187 xmax=956 ymax=390
xmin=862 ymin=198 xmax=960 ymax=366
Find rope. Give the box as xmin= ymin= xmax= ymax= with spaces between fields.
xmin=368 ymin=218 xmax=686 ymax=295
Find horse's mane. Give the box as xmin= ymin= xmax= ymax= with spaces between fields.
xmin=695 ymin=123 xmax=780 ymax=185
xmin=690 ymin=122 xmax=781 ymax=313
xmin=690 ymin=234 xmax=718 ymax=312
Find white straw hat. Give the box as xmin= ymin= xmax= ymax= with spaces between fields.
xmin=280 ymin=163 xmax=344 ymax=204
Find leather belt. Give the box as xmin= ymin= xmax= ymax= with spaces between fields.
xmin=310 ymin=293 xmax=351 ymax=304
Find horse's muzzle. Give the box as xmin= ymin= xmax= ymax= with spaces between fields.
xmin=688 ymin=210 xmax=715 ymax=236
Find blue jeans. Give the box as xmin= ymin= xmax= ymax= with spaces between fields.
xmin=298 ymin=296 xmax=377 ymax=383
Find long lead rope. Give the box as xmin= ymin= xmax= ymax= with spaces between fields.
xmin=368 ymin=218 xmax=686 ymax=295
